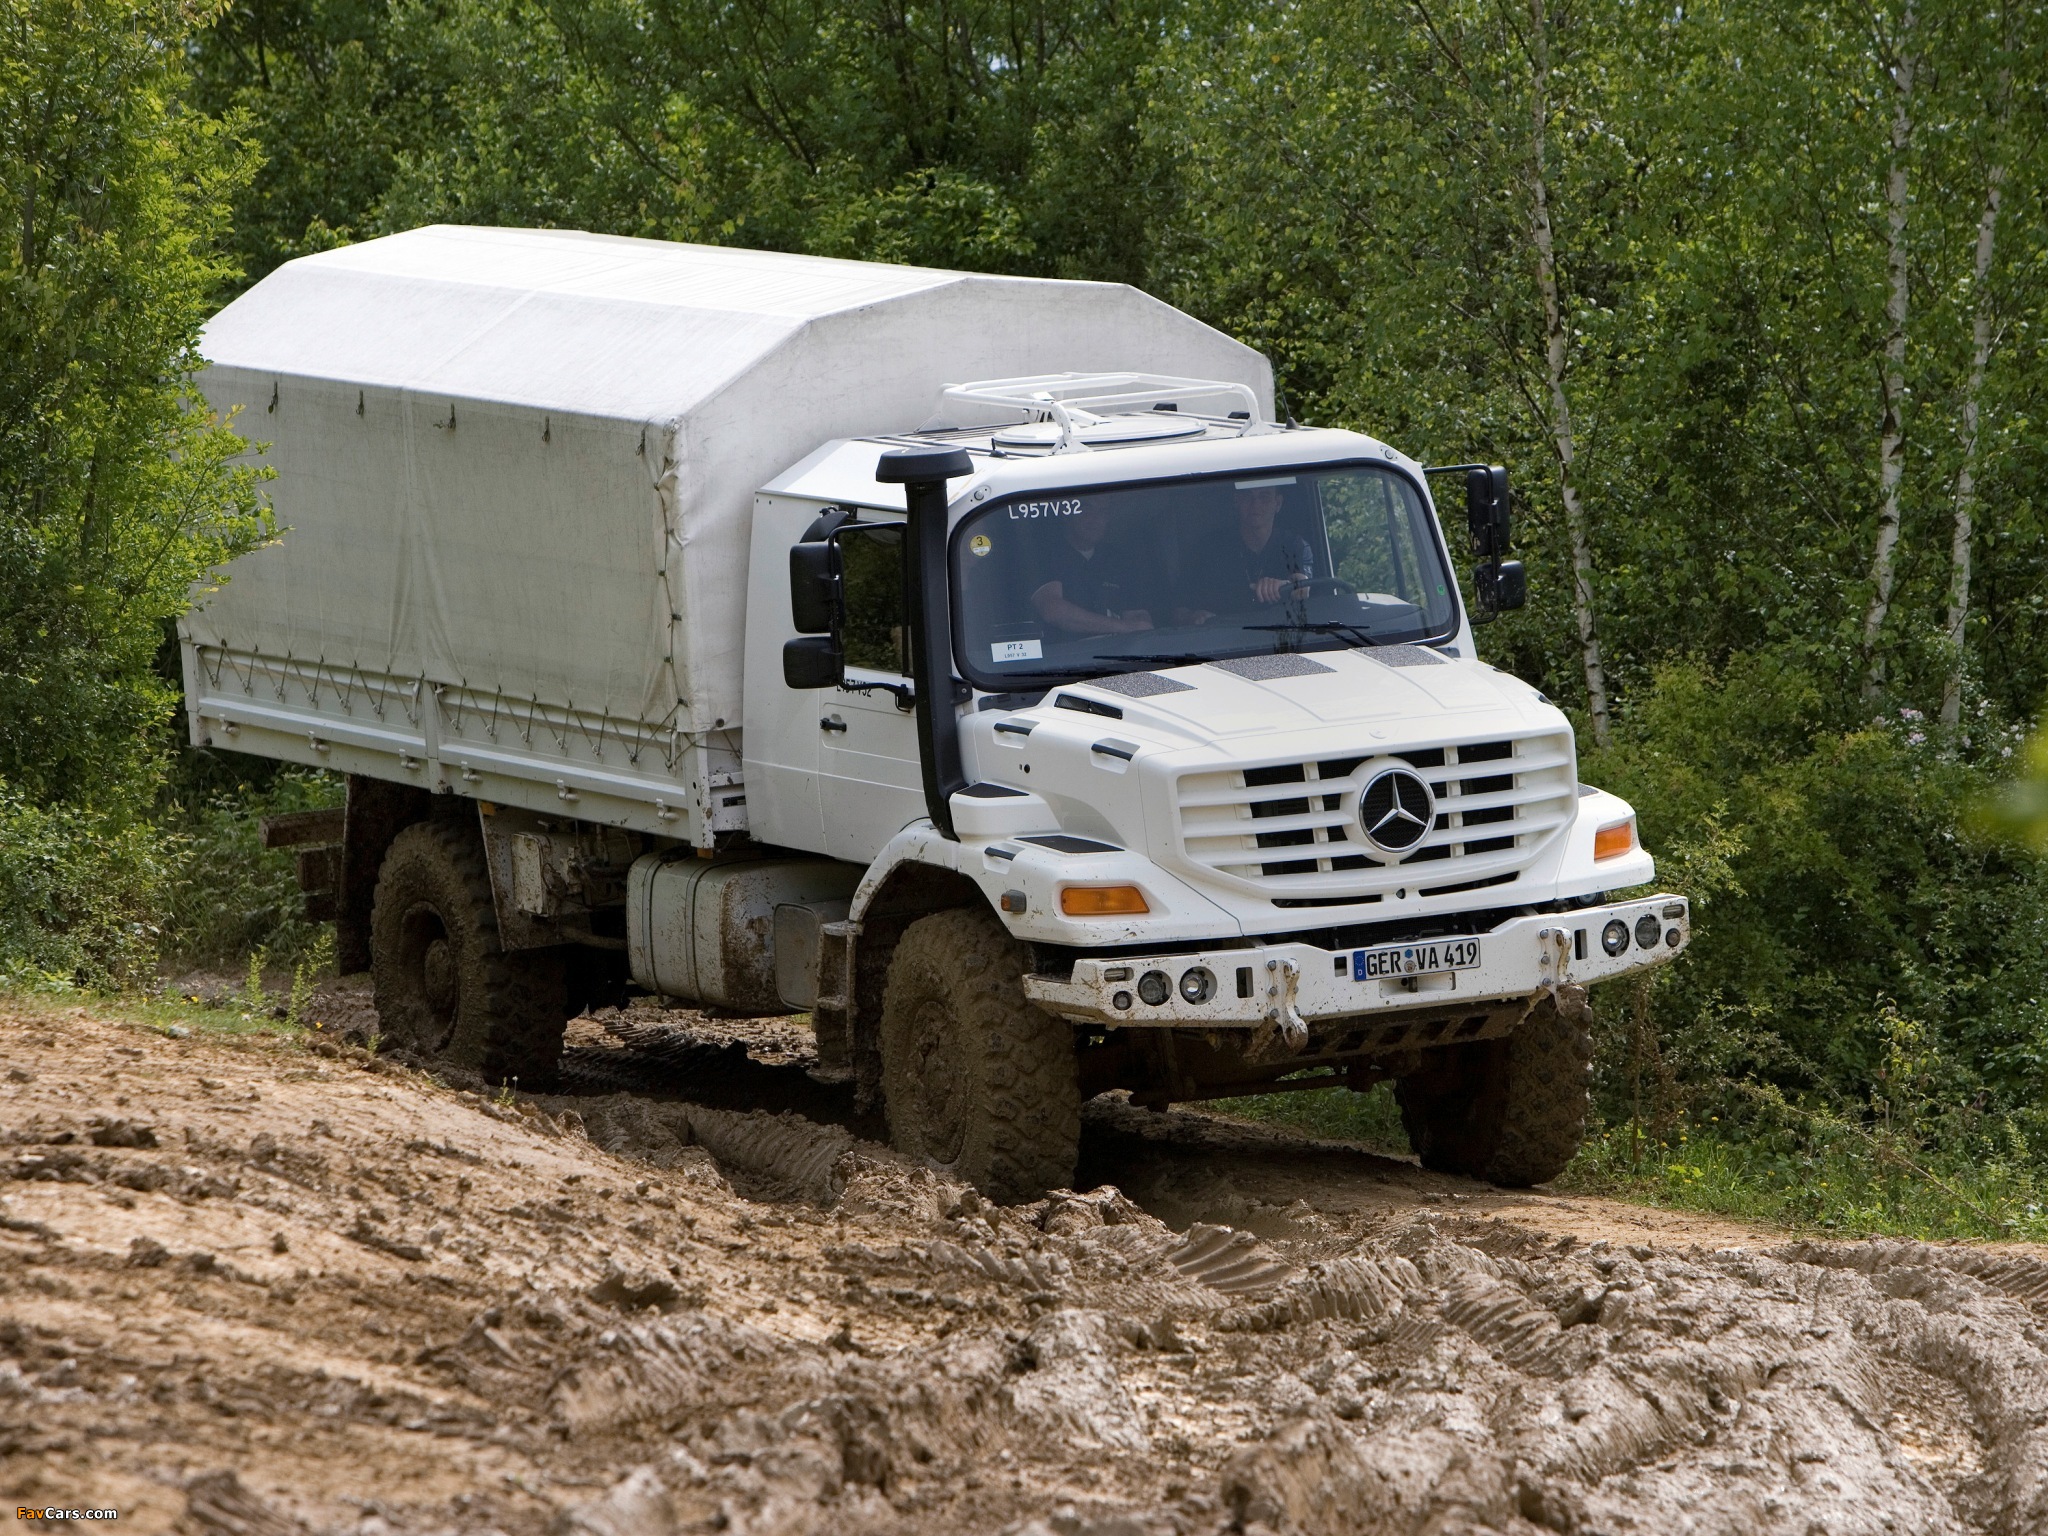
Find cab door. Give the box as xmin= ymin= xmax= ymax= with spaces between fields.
xmin=818 ymin=522 xmax=926 ymax=862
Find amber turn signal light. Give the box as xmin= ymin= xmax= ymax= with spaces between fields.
xmin=1593 ymin=817 xmax=1637 ymax=861
xmin=1060 ymin=885 xmax=1150 ymax=917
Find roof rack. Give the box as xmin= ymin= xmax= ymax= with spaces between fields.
xmin=934 ymin=372 xmax=1271 ymax=453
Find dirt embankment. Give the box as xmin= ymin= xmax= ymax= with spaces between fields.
xmin=6 ymin=995 xmax=2048 ymax=1536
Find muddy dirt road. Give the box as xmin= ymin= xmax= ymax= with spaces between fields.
xmin=6 ymin=992 xmax=2048 ymax=1536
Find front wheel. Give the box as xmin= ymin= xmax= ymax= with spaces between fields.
xmin=1394 ymin=993 xmax=1593 ymax=1186
xmin=878 ymin=908 xmax=1081 ymax=1203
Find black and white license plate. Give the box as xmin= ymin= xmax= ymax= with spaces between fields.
xmin=1353 ymin=938 xmax=1482 ymax=981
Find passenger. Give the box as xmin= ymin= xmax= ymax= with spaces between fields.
xmin=1029 ymin=505 xmax=1155 ymax=635
xmin=1179 ymin=484 xmax=1316 ymax=625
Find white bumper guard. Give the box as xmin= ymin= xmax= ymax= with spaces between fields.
xmin=1023 ymin=894 xmax=1689 ymax=1044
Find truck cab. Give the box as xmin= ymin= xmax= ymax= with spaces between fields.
xmin=725 ymin=374 xmax=1684 ymax=1196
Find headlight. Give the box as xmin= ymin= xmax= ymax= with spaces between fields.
xmin=1635 ymin=914 xmax=1661 ymax=950
xmin=1178 ymin=967 xmax=1216 ymax=1004
xmin=1602 ymin=919 xmax=1630 ymax=956
xmin=1137 ymin=970 xmax=1172 ymax=1006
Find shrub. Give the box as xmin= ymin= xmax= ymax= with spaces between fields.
xmin=160 ymin=767 xmax=343 ymax=970
xmin=0 ymin=783 xmax=166 ymax=990
xmin=1582 ymin=650 xmax=2048 ymax=1194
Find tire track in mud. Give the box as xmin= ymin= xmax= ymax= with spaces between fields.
xmin=7 ymin=996 xmax=2048 ymax=1536
xmin=536 ymin=1013 xmax=2048 ymax=1536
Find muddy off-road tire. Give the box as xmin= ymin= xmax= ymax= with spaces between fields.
xmin=1394 ymin=994 xmax=1593 ymax=1186
xmin=878 ymin=907 xmax=1081 ymax=1202
xmin=369 ymin=820 xmax=568 ymax=1085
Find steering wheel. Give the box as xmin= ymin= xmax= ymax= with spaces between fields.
xmin=1293 ymin=578 xmax=1354 ymax=598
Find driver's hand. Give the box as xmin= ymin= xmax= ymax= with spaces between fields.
xmin=1114 ymin=610 xmax=1155 ymax=633
xmin=1252 ymin=576 xmax=1290 ymax=603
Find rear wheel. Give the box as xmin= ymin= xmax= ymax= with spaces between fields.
xmin=369 ymin=820 xmax=568 ymax=1085
xmin=1395 ymin=993 xmax=1593 ymax=1186
xmin=878 ymin=907 xmax=1081 ymax=1203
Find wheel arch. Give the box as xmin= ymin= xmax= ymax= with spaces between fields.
xmin=845 ymin=836 xmax=994 ymax=1108
xmin=338 ymin=774 xmax=436 ymax=973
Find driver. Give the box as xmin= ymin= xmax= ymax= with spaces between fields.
xmin=1029 ymin=505 xmax=1154 ymax=635
xmin=1180 ymin=484 xmax=1316 ymax=625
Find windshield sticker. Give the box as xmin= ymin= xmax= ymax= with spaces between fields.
xmin=1006 ymin=498 xmax=1087 ymax=520
xmin=992 ymin=639 xmax=1044 ymax=663
xmin=969 ymin=533 xmax=993 ymax=557
xmin=1234 ymin=476 xmax=1298 ymax=490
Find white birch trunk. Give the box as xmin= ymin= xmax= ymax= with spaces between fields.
xmin=1860 ymin=0 xmax=1917 ymax=700
xmin=1528 ymin=0 xmax=1609 ymax=745
xmin=1942 ymin=66 xmax=2010 ymax=726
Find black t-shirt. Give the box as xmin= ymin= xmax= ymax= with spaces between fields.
xmin=1192 ymin=528 xmax=1316 ymax=614
xmin=1034 ymin=534 xmax=1136 ymax=619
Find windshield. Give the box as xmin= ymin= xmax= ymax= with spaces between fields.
xmin=950 ymin=462 xmax=1458 ymax=689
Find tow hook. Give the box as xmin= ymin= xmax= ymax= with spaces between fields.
xmin=1251 ymin=956 xmax=1308 ymax=1057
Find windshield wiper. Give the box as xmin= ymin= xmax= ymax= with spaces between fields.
xmin=1243 ymin=620 xmax=1382 ymax=649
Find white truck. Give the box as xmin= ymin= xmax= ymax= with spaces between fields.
xmin=184 ymin=225 xmax=1688 ymax=1200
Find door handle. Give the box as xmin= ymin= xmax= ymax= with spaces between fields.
xmin=820 ymin=716 xmax=848 ymax=733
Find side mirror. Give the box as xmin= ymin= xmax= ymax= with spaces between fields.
xmin=783 ymin=634 xmax=843 ymax=690
xmin=789 ymin=541 xmax=836 ymax=634
xmin=1473 ymin=559 xmax=1527 ymax=621
xmin=1465 ymin=465 xmax=1510 ymax=559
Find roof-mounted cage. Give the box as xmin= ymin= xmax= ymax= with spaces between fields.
xmin=934 ymin=372 xmax=1273 ymax=453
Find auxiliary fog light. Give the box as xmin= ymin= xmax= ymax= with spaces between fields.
xmin=1137 ymin=970 xmax=1173 ymax=1006
xmin=1178 ymin=966 xmax=1217 ymax=1005
xmin=1601 ymin=919 xmax=1630 ymax=956
xmin=1635 ymin=913 xmax=1661 ymax=950
xmin=1112 ymin=990 xmax=1134 ymax=1012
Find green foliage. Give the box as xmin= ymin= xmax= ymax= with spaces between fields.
xmin=1211 ymin=1081 xmax=1411 ymax=1157
xmin=1976 ymin=718 xmax=2048 ymax=851
xmin=1585 ymin=653 xmax=2048 ymax=1116
xmin=160 ymin=767 xmax=343 ymax=970
xmin=1568 ymin=1110 xmax=2048 ymax=1244
xmin=196 ymin=0 xmax=1175 ymax=283
xmin=0 ymin=782 xmax=166 ymax=990
xmin=0 ymin=0 xmax=273 ymax=811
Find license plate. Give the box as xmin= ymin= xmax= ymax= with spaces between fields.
xmin=1354 ymin=938 xmax=1481 ymax=981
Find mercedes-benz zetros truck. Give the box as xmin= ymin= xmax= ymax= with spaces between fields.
xmin=182 ymin=226 xmax=1689 ymax=1200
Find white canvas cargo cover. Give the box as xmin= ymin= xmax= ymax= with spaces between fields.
xmin=185 ymin=225 xmax=1268 ymax=835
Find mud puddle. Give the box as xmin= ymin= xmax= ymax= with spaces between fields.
xmin=7 ymin=989 xmax=2048 ymax=1535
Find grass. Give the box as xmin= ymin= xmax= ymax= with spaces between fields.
xmin=1209 ymin=1078 xmax=1412 ymax=1156
xmin=1564 ymin=1118 xmax=2048 ymax=1244
xmin=1 ymin=963 xmax=334 ymax=1050
xmin=1208 ymin=1081 xmax=2048 ymax=1246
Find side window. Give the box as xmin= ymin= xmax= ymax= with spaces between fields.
xmin=838 ymin=524 xmax=908 ymax=674
xmin=1321 ymin=471 xmax=1423 ymax=598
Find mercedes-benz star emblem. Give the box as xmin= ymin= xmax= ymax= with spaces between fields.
xmin=1359 ymin=767 xmax=1436 ymax=853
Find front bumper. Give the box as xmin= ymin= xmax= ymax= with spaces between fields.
xmin=1022 ymin=893 xmax=1689 ymax=1031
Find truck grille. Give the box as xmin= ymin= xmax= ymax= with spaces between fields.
xmin=1173 ymin=730 xmax=1576 ymax=903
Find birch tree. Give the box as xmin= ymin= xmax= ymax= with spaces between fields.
xmin=1524 ymin=0 xmax=1610 ymax=741
xmin=1153 ymin=0 xmax=1637 ymax=738
xmin=1941 ymin=33 xmax=2014 ymax=724
xmin=1859 ymin=0 xmax=1918 ymax=699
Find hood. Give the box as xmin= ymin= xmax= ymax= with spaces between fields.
xmin=1047 ymin=647 xmax=1562 ymax=752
